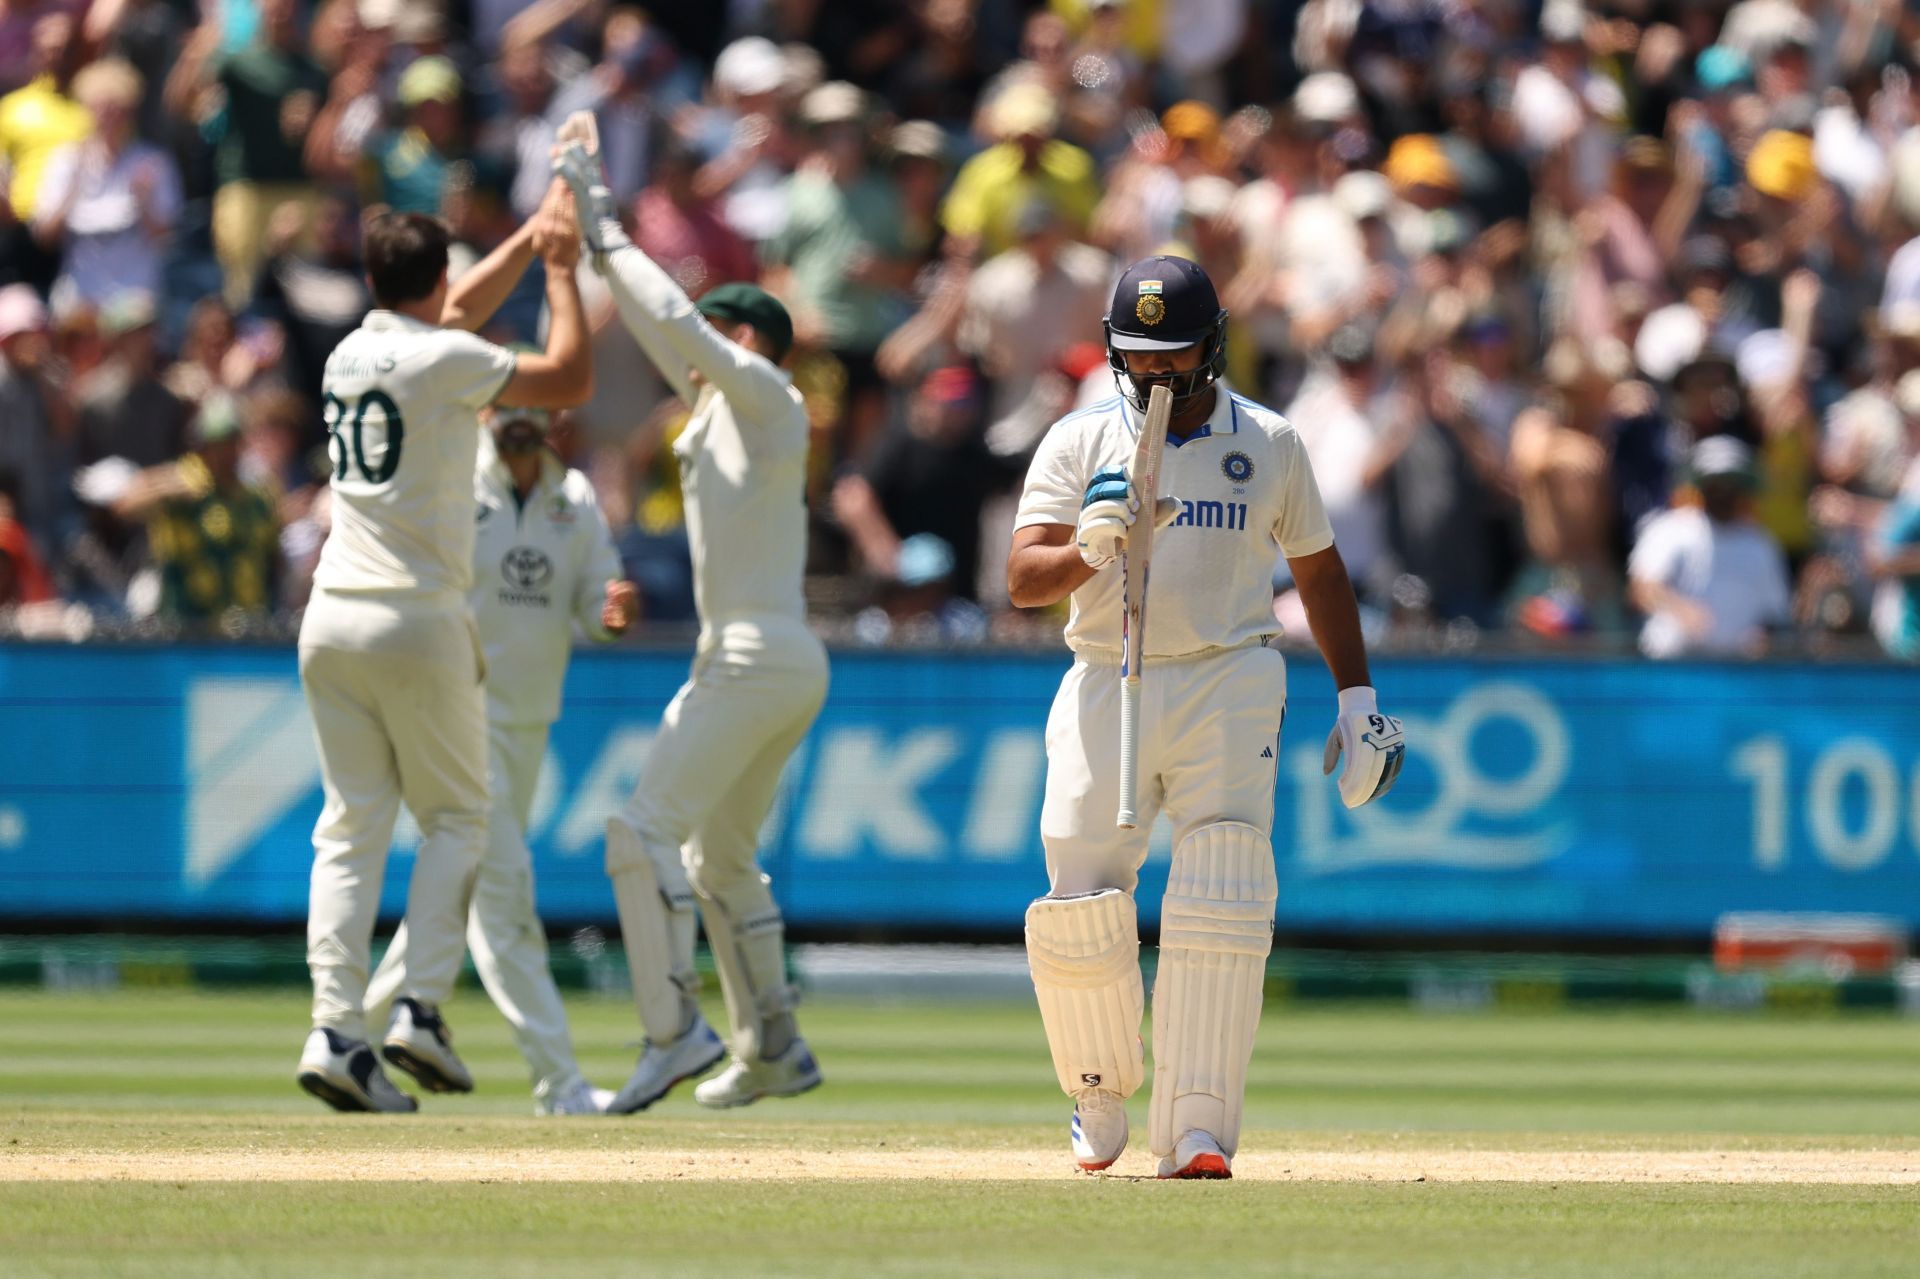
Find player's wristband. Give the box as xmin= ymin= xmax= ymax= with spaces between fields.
xmin=1336 ymin=686 xmax=1378 ymax=718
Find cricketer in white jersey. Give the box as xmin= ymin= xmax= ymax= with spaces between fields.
xmin=296 ymin=196 xmax=594 ymax=1114
xmin=1008 ymin=256 xmax=1406 ymax=1178
xmin=553 ymin=119 xmax=829 ymax=1113
xmin=366 ymin=406 xmax=636 ymax=1116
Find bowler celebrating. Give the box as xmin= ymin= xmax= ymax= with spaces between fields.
xmin=296 ymin=196 xmax=592 ymax=1113
xmin=553 ymin=116 xmax=829 ymax=1112
xmin=1007 ymin=256 xmax=1405 ymax=1177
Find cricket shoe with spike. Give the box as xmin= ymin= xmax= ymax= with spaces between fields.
xmin=1071 ymin=1089 xmax=1128 ymax=1171
xmin=606 ymin=1017 xmax=726 ymax=1114
xmin=693 ymin=1038 xmax=823 ymax=1109
xmin=297 ymin=1027 xmax=418 ymax=1113
xmin=381 ymin=998 xmax=474 ymax=1094
xmin=1157 ymin=1129 xmax=1232 ymax=1180
xmin=550 ymin=112 xmax=628 ymax=258
xmin=533 ymin=1075 xmax=614 ymax=1116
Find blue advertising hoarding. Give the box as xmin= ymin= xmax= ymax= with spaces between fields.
xmin=3 ymin=642 xmax=1919 ymax=936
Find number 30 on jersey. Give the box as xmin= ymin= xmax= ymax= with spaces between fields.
xmin=324 ymin=390 xmax=406 ymax=484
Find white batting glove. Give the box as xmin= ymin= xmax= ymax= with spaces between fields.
xmin=1076 ymin=468 xmax=1180 ymax=570
xmin=1322 ymin=686 xmax=1407 ymax=809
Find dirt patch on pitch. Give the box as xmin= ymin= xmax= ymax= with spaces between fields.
xmin=5 ymin=1147 xmax=1918 ymax=1184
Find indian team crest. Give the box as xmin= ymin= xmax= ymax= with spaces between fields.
xmin=1135 ymin=278 xmax=1165 ymax=326
xmin=1222 ymin=451 xmax=1254 ymax=483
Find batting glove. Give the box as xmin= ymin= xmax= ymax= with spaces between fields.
xmin=1322 ymin=685 xmax=1406 ymax=809
xmin=1076 ymin=468 xmax=1180 ymax=570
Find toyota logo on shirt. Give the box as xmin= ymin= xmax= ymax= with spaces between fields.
xmin=499 ymin=547 xmax=554 ymax=605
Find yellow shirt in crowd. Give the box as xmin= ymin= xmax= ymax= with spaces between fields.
xmin=1049 ymin=0 xmax=1163 ymax=60
xmin=0 ymin=75 xmax=93 ymax=220
xmin=940 ymin=139 xmax=1101 ymax=258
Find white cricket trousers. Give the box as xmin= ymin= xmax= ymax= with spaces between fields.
xmin=1040 ymin=643 xmax=1286 ymax=894
xmin=299 ymin=591 xmax=489 ymax=1042
xmin=367 ymin=721 xmax=588 ymax=1093
xmin=611 ymin=621 xmax=827 ymax=1053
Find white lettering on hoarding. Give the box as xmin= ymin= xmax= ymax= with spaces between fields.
xmin=799 ymin=728 xmax=959 ymax=860
xmin=963 ymin=730 xmax=1045 ymax=860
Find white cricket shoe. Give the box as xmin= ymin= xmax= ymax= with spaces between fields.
xmin=1156 ymin=1129 xmax=1232 ymax=1180
xmin=550 ymin=112 xmax=625 ymax=257
xmin=533 ymin=1075 xmax=614 ymax=1117
xmin=297 ymin=1027 xmax=417 ymax=1114
xmin=1070 ymin=1090 xmax=1128 ymax=1172
xmin=606 ymin=1017 xmax=727 ymax=1114
xmin=693 ymin=1038 xmax=823 ymax=1109
xmin=381 ymin=998 xmax=474 ymax=1094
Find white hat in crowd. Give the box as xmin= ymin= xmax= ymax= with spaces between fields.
xmin=714 ymin=36 xmax=785 ymax=99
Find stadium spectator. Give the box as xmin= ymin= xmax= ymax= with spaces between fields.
xmin=235 ymin=384 xmax=322 ymax=610
xmin=165 ymin=0 xmax=327 ymax=306
xmin=888 ymin=120 xmax=950 ymax=265
xmin=1384 ymin=343 xmax=1516 ymax=627
xmin=1871 ymin=452 xmax=1920 ymax=661
xmin=631 ymin=139 xmax=753 ymax=299
xmin=337 ymin=55 xmax=471 ymax=217
xmin=480 ymin=34 xmax=564 ymax=224
xmin=90 ymin=0 xmax=191 ymax=148
xmin=958 ymin=197 xmax=1109 ymax=421
xmin=251 ymin=193 xmax=371 ymax=410
xmin=75 ymin=291 xmax=186 ymax=470
xmin=689 ymin=35 xmax=802 ymax=247
xmin=32 ymin=58 xmax=180 ymax=309
xmin=0 ymin=10 xmax=91 ymax=294
xmin=1509 ymin=339 xmax=1618 ymax=631
xmin=0 ymin=283 xmax=63 ymax=553
xmin=162 ymin=297 xmax=271 ymax=410
xmin=1061 ymin=0 xmax=1146 ymax=161
xmin=850 ymin=531 xmax=987 ymax=646
xmin=0 ymin=474 xmax=54 ymax=606
xmin=762 ymin=81 xmax=912 ymax=460
xmin=942 ymin=82 xmax=1099 ymax=259
xmin=1282 ymin=324 xmax=1402 ymax=602
xmin=833 ymin=364 xmax=1014 ymax=602
xmin=543 ymin=9 xmax=685 ymax=211
xmin=112 ymin=394 xmax=280 ymax=629
xmin=1629 ymin=437 xmax=1792 ymax=659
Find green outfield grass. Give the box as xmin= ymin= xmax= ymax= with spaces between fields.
xmin=4 ymin=988 xmax=1920 ymax=1276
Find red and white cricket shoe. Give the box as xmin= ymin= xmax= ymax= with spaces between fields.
xmin=1157 ymin=1129 xmax=1232 ymax=1180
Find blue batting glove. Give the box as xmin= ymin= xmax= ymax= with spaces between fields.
xmin=1083 ymin=469 xmax=1132 ymax=509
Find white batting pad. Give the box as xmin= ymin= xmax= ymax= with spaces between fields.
xmin=1148 ymin=821 xmax=1277 ymax=1158
xmin=1025 ymin=889 xmax=1146 ymax=1098
xmin=694 ymin=871 xmax=796 ymax=1060
xmin=605 ymin=817 xmax=699 ymax=1042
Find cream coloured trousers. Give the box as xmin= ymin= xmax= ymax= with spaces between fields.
xmin=299 ymin=594 xmax=489 ymax=1042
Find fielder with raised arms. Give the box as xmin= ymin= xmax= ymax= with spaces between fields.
xmin=552 ymin=116 xmax=829 ymax=1111
xmin=296 ymin=192 xmax=592 ymax=1113
xmin=1007 ymin=256 xmax=1406 ymax=1178
xmin=366 ymin=396 xmax=638 ymax=1116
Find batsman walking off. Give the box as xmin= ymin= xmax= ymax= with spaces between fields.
xmin=552 ymin=117 xmax=829 ymax=1112
xmin=1007 ymin=256 xmax=1406 ymax=1178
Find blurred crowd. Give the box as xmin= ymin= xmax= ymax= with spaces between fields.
xmin=3 ymin=0 xmax=1920 ymax=660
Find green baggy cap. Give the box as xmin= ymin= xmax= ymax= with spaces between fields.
xmin=695 ymin=282 xmax=794 ymax=361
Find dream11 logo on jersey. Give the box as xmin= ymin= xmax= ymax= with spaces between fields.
xmin=1287 ymin=682 xmax=1575 ymax=874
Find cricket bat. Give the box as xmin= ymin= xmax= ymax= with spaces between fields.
xmin=1116 ymin=383 xmax=1172 ymax=829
